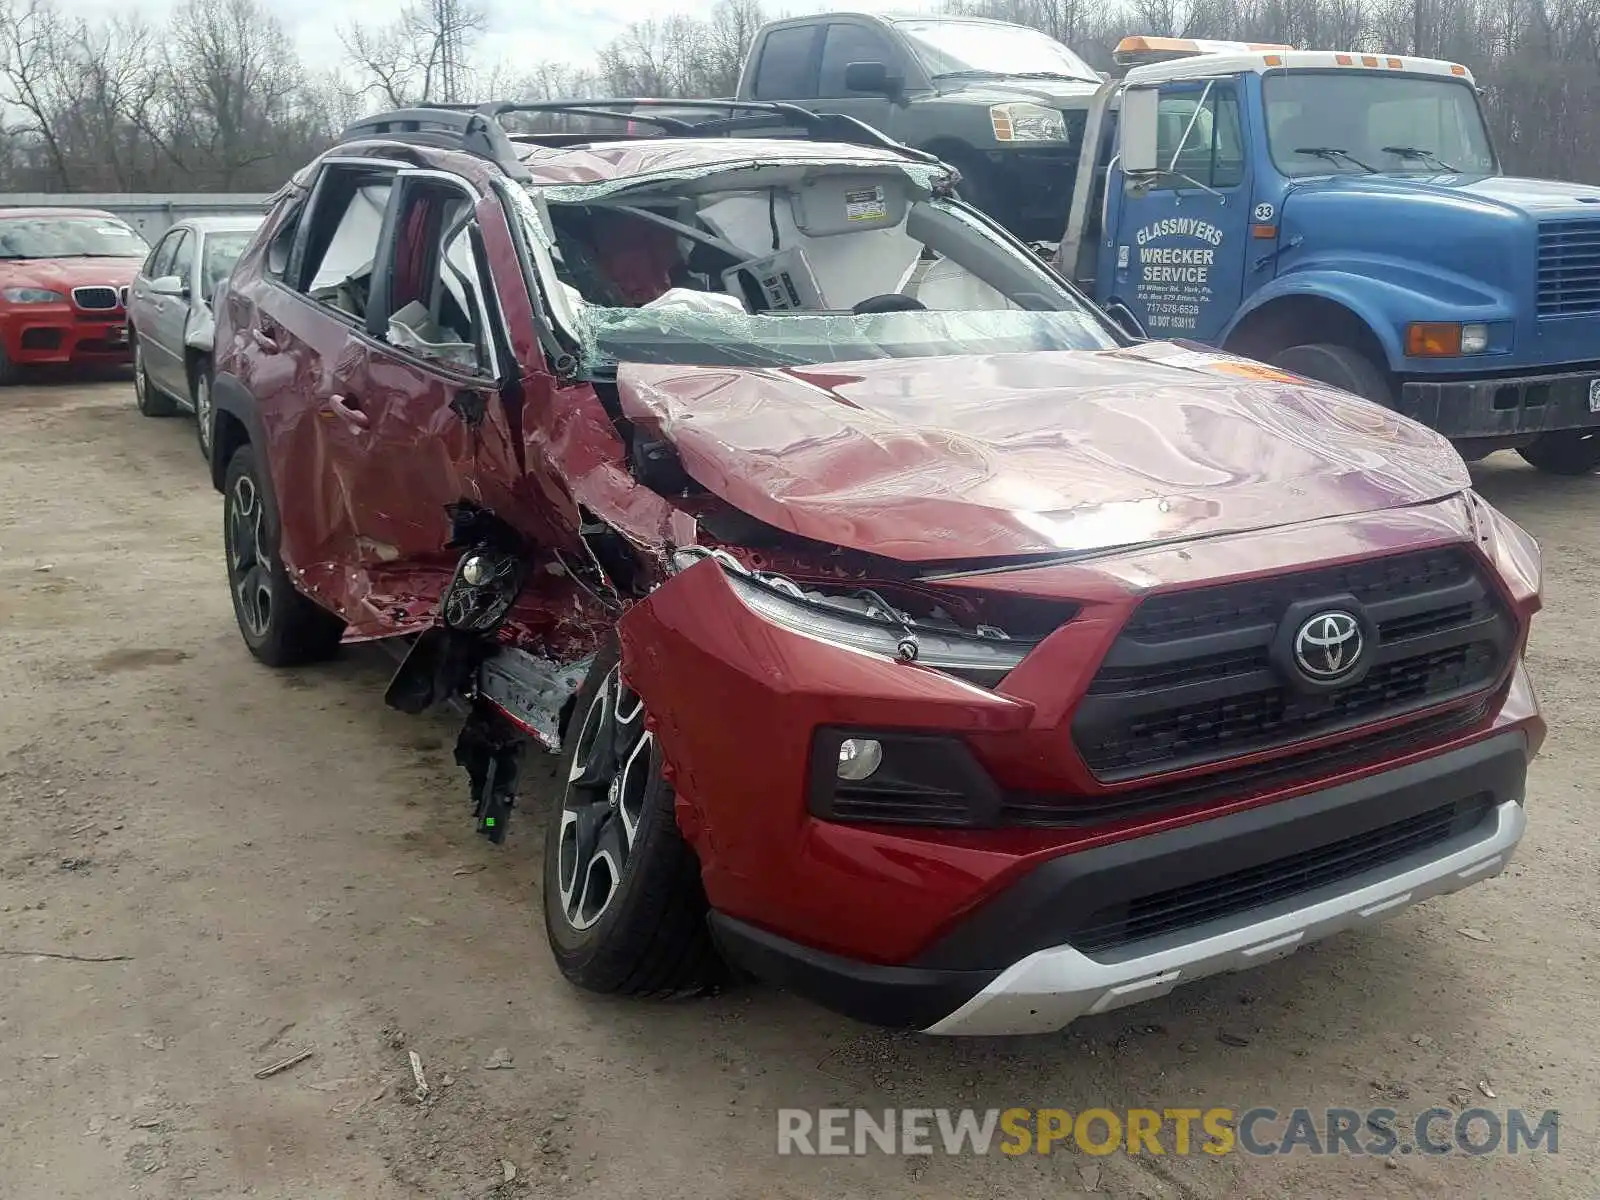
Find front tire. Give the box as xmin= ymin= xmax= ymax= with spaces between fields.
xmin=191 ymin=358 xmax=215 ymax=463
xmin=1517 ymin=430 xmax=1600 ymax=475
xmin=1269 ymin=342 xmax=1393 ymax=404
xmin=133 ymin=339 xmax=180 ymax=417
xmin=542 ymin=639 xmax=720 ymax=997
xmin=222 ymin=444 xmax=344 ymax=667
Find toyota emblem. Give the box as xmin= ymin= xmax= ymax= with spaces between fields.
xmin=1293 ymin=610 xmax=1364 ymax=680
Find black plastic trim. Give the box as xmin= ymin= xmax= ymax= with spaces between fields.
xmin=913 ymin=731 xmax=1527 ymax=972
xmin=707 ymin=913 xmax=997 ymax=1030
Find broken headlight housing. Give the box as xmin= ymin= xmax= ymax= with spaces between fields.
xmin=675 ymin=547 xmax=1037 ymax=686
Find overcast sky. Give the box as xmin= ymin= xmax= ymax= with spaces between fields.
xmin=98 ymin=0 xmax=948 ymax=77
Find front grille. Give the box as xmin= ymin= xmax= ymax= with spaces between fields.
xmin=1072 ymin=547 xmax=1513 ymax=781
xmin=1537 ymin=218 xmax=1600 ymax=317
xmin=1003 ymin=702 xmax=1487 ymax=828
xmin=71 ymin=285 xmax=119 ymax=311
xmin=1067 ymin=793 xmax=1495 ymax=953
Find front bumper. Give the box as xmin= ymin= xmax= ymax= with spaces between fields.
xmin=1 ymin=306 xmax=131 ymax=365
xmin=1399 ymin=366 xmax=1600 ymax=438
xmin=710 ymin=732 xmax=1528 ymax=1035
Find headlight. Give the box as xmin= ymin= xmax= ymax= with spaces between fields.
xmin=676 ymin=548 xmax=1038 ymax=685
xmin=3 ymin=287 xmax=65 ymax=303
xmin=990 ymin=102 xmax=1067 ymax=143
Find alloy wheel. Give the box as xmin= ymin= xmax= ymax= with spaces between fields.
xmin=195 ymin=375 xmax=213 ymax=457
xmin=225 ymin=471 xmax=273 ymax=639
xmin=555 ymin=665 xmax=652 ymax=931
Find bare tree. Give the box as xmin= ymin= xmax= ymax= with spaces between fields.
xmin=341 ymin=0 xmax=488 ymax=107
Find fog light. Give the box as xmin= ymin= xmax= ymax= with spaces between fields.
xmin=461 ymin=554 xmax=493 ymax=586
xmin=837 ymin=738 xmax=883 ymax=782
xmin=1460 ymin=322 xmax=1489 ymax=354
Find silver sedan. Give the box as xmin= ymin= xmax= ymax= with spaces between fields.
xmin=127 ymin=215 xmax=262 ymax=463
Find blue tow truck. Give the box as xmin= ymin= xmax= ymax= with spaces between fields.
xmin=1051 ymin=36 xmax=1600 ymax=472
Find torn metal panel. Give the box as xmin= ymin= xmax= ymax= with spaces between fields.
xmin=615 ymin=347 xmax=1470 ymax=564
xmin=475 ymin=646 xmax=594 ymax=751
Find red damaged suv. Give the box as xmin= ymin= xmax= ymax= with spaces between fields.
xmin=209 ymin=101 xmax=1543 ymax=1035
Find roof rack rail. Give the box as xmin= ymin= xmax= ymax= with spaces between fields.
xmin=336 ymin=98 xmax=939 ymax=178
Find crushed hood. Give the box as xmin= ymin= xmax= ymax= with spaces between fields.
xmin=617 ymin=342 xmax=1470 ymax=563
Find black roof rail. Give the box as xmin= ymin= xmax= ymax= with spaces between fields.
xmin=338 ymin=106 xmax=533 ymax=180
xmin=336 ymin=97 xmax=940 ymax=176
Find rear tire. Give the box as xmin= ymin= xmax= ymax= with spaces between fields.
xmin=542 ymin=638 xmax=721 ymax=997
xmin=1269 ymin=342 xmax=1393 ymax=404
xmin=133 ymin=339 xmax=179 ymax=417
xmin=222 ymin=444 xmax=344 ymax=667
xmin=1517 ymin=430 xmax=1600 ymax=475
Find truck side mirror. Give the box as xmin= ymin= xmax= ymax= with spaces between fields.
xmin=1118 ymin=87 xmax=1161 ymax=175
xmin=845 ymin=61 xmax=899 ymax=97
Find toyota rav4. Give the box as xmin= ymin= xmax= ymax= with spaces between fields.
xmin=208 ymin=99 xmax=1543 ymax=1035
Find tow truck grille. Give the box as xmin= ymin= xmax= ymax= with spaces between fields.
xmin=1071 ymin=547 xmax=1513 ymax=782
xmin=1537 ymin=218 xmax=1600 ymax=317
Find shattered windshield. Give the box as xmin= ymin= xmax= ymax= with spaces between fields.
xmin=515 ymin=163 xmax=1119 ymax=371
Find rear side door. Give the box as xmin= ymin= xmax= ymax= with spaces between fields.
xmin=236 ymin=159 xmax=397 ymax=599
xmin=747 ymin=23 xmax=822 ymax=108
xmin=1101 ymin=78 xmax=1252 ymax=342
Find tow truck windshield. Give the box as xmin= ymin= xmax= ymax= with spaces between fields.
xmin=1264 ymin=71 xmax=1497 ymax=177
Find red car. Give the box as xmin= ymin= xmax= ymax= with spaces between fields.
xmin=0 ymin=207 xmax=148 ymax=381
xmin=208 ymin=101 xmax=1543 ymax=1035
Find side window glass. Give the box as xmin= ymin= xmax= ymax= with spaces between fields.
xmin=818 ymin=23 xmax=895 ymax=96
xmin=142 ymin=233 xmax=170 ymax=278
xmin=1155 ymin=85 xmax=1245 ymax=190
xmin=149 ymin=233 xmax=178 ymax=279
xmin=295 ymin=168 xmax=393 ymax=322
xmin=168 ymin=231 xmax=195 ymax=283
xmin=753 ymin=26 xmax=819 ymax=100
xmin=382 ymin=181 xmax=492 ymax=374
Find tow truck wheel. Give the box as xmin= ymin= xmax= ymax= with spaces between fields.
xmin=221 ymin=444 xmax=344 ymax=667
xmin=1269 ymin=342 xmax=1393 ymax=405
xmin=543 ymin=639 xmax=721 ymax=997
xmin=1517 ymin=430 xmax=1600 ymax=475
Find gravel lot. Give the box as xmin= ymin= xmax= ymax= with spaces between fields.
xmin=1 ymin=379 xmax=1595 ymax=1199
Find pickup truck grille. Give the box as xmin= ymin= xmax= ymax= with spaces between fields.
xmin=1071 ymin=547 xmax=1513 ymax=782
xmin=1537 ymin=218 xmax=1600 ymax=317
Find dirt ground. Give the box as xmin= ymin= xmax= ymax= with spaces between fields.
xmin=0 ymin=378 xmax=1595 ymax=1200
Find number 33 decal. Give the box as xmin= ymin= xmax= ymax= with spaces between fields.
xmin=1253 ymin=202 xmax=1276 ymax=222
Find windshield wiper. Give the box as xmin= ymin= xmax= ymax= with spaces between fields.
xmin=931 ymin=69 xmax=1007 ymax=80
xmin=1381 ymin=144 xmax=1459 ymax=172
xmin=1007 ymin=70 xmax=1093 ymax=81
xmin=1294 ymin=146 xmax=1378 ymax=173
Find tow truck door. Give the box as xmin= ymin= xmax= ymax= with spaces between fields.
xmin=1102 ymin=76 xmax=1252 ymax=341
